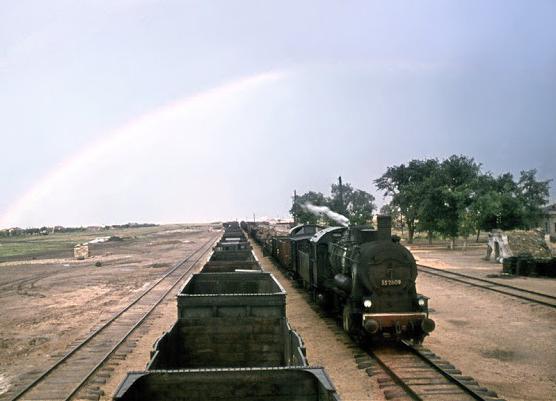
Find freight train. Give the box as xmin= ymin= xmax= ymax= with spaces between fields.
xmin=114 ymin=222 xmax=341 ymax=401
xmin=243 ymin=216 xmax=435 ymax=343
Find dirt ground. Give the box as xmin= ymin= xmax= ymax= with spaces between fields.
xmin=411 ymin=245 xmax=556 ymax=401
xmin=3 ymin=230 xmax=554 ymax=401
xmin=411 ymin=244 xmax=556 ymax=294
xmin=0 ymin=225 xmax=215 ymax=400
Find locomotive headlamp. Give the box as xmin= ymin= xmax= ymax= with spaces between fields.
xmin=363 ymin=299 xmax=372 ymax=308
xmin=418 ymin=298 xmax=425 ymax=307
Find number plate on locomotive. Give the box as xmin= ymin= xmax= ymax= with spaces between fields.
xmin=381 ymin=279 xmax=402 ymax=286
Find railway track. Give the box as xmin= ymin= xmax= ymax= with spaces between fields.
xmin=363 ymin=341 xmax=504 ymax=401
xmin=7 ymin=234 xmax=218 ymax=401
xmin=248 ymin=237 xmax=504 ymax=401
xmin=418 ymin=264 xmax=556 ymax=309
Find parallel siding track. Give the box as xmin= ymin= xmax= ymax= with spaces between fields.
xmin=247 ymin=236 xmax=505 ymax=401
xmin=7 ymin=235 xmax=217 ymax=401
xmin=418 ymin=264 xmax=556 ymax=309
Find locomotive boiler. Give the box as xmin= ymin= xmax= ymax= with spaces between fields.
xmin=245 ymin=216 xmax=435 ymax=343
xmin=295 ymin=216 xmax=435 ymax=343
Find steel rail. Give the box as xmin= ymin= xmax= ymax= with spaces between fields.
xmin=368 ymin=342 xmax=500 ymax=401
xmin=366 ymin=348 xmax=423 ymax=401
xmin=249 ymin=234 xmax=501 ymax=401
xmin=400 ymin=341 xmax=496 ymax=401
xmin=418 ymin=264 xmax=556 ymax=309
xmin=9 ymin=234 xmax=218 ymax=401
xmin=64 ymin=235 xmax=217 ymax=400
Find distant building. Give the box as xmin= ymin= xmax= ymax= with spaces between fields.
xmin=543 ymin=204 xmax=556 ymax=240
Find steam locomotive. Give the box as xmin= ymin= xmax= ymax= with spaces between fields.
xmin=243 ymin=216 xmax=435 ymax=343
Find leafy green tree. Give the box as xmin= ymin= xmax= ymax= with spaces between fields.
xmin=468 ymin=173 xmax=522 ymax=237
xmin=347 ymin=189 xmax=375 ymax=225
xmin=289 ymin=191 xmax=328 ymax=225
xmin=329 ymin=181 xmax=353 ymax=215
xmin=517 ymin=169 xmax=551 ymax=228
xmin=375 ymin=159 xmax=439 ymax=243
xmin=432 ymin=155 xmax=481 ymax=247
xmin=468 ymin=171 xmax=550 ymax=235
xmin=376 ymin=155 xmax=552 ymax=247
xmin=330 ymin=180 xmax=375 ymax=225
xmin=291 ymin=179 xmax=375 ymax=226
xmin=416 ymin=181 xmax=444 ymax=244
xmin=380 ymin=202 xmax=405 ymax=234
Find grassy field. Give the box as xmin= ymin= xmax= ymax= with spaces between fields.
xmin=0 ymin=225 xmax=179 ymax=261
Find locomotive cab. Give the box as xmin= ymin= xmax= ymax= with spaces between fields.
xmin=289 ymin=224 xmax=324 ymax=280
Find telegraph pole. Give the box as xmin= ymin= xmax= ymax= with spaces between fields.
xmin=293 ymin=190 xmax=298 ymax=224
xmin=338 ymin=176 xmax=344 ymax=214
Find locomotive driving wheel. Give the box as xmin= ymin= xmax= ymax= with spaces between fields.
xmin=342 ymin=304 xmax=358 ymax=334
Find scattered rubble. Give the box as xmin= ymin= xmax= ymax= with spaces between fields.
xmin=485 ymin=229 xmax=552 ymax=262
xmin=73 ymin=244 xmax=89 ymax=260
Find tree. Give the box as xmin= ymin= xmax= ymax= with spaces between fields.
xmin=467 ymin=173 xmax=521 ymax=238
xmin=330 ymin=179 xmax=375 ymax=225
xmin=347 ymin=189 xmax=375 ymax=225
xmin=329 ymin=180 xmax=353 ymax=215
xmin=468 ymin=170 xmax=550 ymax=235
xmin=517 ymin=169 xmax=551 ymax=228
xmin=380 ymin=202 xmax=405 ymax=234
xmin=375 ymin=159 xmax=439 ymax=243
xmin=432 ymin=155 xmax=481 ymax=247
xmin=375 ymin=155 xmax=552 ymax=247
xmin=290 ymin=178 xmax=375 ymax=226
xmin=289 ymin=191 xmax=328 ymax=225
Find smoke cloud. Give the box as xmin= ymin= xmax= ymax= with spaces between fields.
xmin=302 ymin=202 xmax=350 ymax=227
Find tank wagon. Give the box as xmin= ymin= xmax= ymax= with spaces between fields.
xmin=114 ymin=222 xmax=339 ymax=400
xmin=245 ymin=216 xmax=435 ymax=343
xmin=114 ymin=367 xmax=340 ymax=401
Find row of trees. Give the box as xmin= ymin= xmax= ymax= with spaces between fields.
xmin=375 ymin=155 xmax=551 ymax=244
xmin=289 ymin=155 xmax=551 ymax=245
xmin=290 ymin=178 xmax=376 ymax=226
xmin=0 ymin=223 xmax=158 ymax=237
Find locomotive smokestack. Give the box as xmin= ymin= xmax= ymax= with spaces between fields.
xmin=377 ymin=215 xmax=391 ymax=240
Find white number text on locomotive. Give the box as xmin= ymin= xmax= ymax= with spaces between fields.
xmin=381 ymin=279 xmax=402 ymax=286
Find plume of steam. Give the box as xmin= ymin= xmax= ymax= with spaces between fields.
xmin=301 ymin=202 xmax=350 ymax=227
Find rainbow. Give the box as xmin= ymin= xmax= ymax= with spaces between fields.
xmin=0 ymin=71 xmax=286 ymax=228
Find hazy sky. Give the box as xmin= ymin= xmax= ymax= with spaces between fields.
xmin=1 ymin=1 xmax=555 ymax=227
